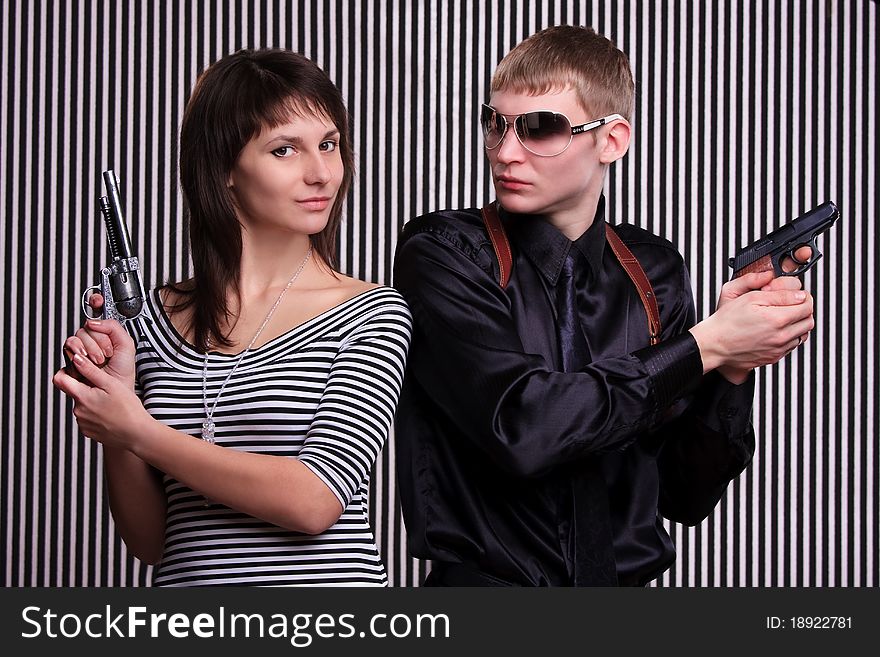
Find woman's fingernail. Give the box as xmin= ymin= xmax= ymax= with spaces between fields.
xmin=795 ymin=291 xmax=806 ymax=300
xmin=87 ymin=319 xmax=102 ymax=327
xmin=72 ymin=353 xmax=84 ymax=364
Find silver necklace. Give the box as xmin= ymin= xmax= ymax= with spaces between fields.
xmin=201 ymin=245 xmax=313 ymax=443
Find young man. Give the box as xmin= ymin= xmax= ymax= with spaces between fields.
xmin=393 ymin=25 xmax=814 ymax=586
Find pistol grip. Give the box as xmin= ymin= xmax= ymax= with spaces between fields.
xmin=733 ymin=255 xmax=775 ymax=279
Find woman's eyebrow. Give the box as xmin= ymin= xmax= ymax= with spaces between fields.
xmin=265 ymin=129 xmax=339 ymax=146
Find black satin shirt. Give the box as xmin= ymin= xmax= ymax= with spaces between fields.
xmin=393 ymin=201 xmax=756 ymax=586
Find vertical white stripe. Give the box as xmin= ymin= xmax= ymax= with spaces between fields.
xmin=427 ymin=1 xmax=437 ymax=211
xmin=54 ymin=0 xmax=73 ymax=587
xmin=867 ymin=1 xmax=877 ymax=587
xmin=768 ymin=0 xmax=794 ymax=584
xmin=826 ymin=0 xmax=838 ymax=588
xmin=0 ymin=1 xmax=8 ymax=586
xmin=252 ymin=0 xmax=259 ymax=47
xmin=477 ymin=1 xmax=488 ymax=201
xmin=851 ymin=0 xmax=863 ymax=587
xmin=438 ymin=2 xmax=449 ymax=209
xmin=366 ymin=0 xmax=376 ymax=280
xmin=792 ymin=3 xmax=822 ymax=586
xmin=841 ymin=0 xmax=853 ymax=587
xmin=0 ymin=0 xmax=8 ymax=563
xmin=809 ymin=4 xmax=834 ymax=586
xmin=755 ymin=0 xmax=778 ymax=586
xmin=35 ymin=0 xmax=49 ymax=587
xmin=11 ymin=0 xmax=25 ymax=587
xmin=401 ymin=0 xmax=411 ymax=227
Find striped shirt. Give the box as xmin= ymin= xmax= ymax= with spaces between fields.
xmin=134 ymin=286 xmax=412 ymax=586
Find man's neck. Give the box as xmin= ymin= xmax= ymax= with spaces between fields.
xmin=545 ymin=193 xmax=603 ymax=241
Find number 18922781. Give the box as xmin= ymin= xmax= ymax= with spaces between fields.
xmin=766 ymin=616 xmax=853 ymax=630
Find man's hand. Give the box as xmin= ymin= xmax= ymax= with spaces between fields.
xmin=690 ymin=270 xmax=815 ymax=384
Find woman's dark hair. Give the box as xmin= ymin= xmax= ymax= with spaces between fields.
xmin=171 ymin=48 xmax=354 ymax=352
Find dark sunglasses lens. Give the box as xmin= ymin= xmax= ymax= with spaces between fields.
xmin=481 ymin=106 xmax=506 ymax=148
xmin=517 ymin=112 xmax=572 ymax=155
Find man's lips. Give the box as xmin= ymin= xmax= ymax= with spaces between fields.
xmin=495 ymin=175 xmax=530 ymax=191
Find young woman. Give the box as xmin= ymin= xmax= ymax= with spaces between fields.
xmin=53 ymin=49 xmax=411 ymax=586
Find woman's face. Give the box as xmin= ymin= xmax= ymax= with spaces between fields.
xmin=228 ymin=109 xmax=344 ymax=237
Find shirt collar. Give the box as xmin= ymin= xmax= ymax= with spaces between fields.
xmin=501 ymin=195 xmax=607 ymax=285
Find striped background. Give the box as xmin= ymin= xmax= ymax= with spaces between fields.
xmin=1 ymin=1 xmax=877 ymax=587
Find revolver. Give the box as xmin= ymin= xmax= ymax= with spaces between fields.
xmin=729 ymin=201 xmax=839 ymax=278
xmin=64 ymin=169 xmax=147 ymax=380
xmin=80 ymin=170 xmax=147 ymax=326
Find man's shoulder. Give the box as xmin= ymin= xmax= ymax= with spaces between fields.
xmin=607 ymin=222 xmax=685 ymax=264
xmin=399 ymin=208 xmax=489 ymax=255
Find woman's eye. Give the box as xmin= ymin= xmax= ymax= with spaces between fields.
xmin=319 ymin=140 xmax=338 ymax=152
xmin=272 ymin=146 xmax=294 ymax=157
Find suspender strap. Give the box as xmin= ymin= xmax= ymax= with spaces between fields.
xmin=481 ymin=202 xmax=661 ymax=345
xmin=604 ymin=224 xmax=661 ymax=345
xmin=480 ymin=202 xmax=513 ymax=289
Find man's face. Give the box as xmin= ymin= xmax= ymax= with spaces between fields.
xmin=485 ymin=87 xmax=617 ymax=229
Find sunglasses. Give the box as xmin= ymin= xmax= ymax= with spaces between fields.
xmin=480 ymin=103 xmax=623 ymax=157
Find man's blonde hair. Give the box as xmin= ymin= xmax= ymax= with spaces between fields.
xmin=491 ymin=25 xmax=634 ymax=121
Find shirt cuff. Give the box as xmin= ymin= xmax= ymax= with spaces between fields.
xmin=633 ymin=332 xmax=704 ymax=411
xmin=689 ymin=369 xmax=756 ymax=438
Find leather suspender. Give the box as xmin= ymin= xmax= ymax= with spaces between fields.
xmin=481 ymin=201 xmax=514 ymax=289
xmin=481 ymin=201 xmax=661 ymax=346
xmin=604 ymin=226 xmax=661 ymax=345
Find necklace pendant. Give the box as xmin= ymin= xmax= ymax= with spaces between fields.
xmin=201 ymin=418 xmax=216 ymax=444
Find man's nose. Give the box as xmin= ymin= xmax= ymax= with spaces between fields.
xmin=494 ymin=124 xmax=527 ymax=163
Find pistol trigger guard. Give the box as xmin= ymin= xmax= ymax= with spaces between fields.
xmin=791 ymin=236 xmax=819 ymax=265
xmin=81 ymin=286 xmax=103 ymax=319
xmin=771 ymin=255 xmax=788 ymax=278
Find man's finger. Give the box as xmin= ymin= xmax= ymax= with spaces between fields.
xmin=793 ymin=245 xmax=813 ymax=264
xmin=757 ymin=289 xmax=811 ymax=308
xmin=762 ymin=276 xmax=803 ymax=292
xmin=725 ymin=270 xmax=776 ymax=295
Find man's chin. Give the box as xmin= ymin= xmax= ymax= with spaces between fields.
xmin=493 ymin=192 xmax=544 ymax=216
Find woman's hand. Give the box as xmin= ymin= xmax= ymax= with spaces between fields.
xmin=53 ymin=319 xmax=153 ymax=449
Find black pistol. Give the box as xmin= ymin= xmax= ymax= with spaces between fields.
xmin=64 ymin=169 xmax=147 ymax=381
xmin=729 ymin=201 xmax=839 ymax=278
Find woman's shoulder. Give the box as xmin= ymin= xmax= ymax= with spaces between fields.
xmin=330 ymin=276 xmax=409 ymax=315
xmin=335 ymin=275 xmax=380 ymax=298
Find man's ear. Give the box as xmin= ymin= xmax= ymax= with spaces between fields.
xmin=598 ymin=118 xmax=631 ymax=164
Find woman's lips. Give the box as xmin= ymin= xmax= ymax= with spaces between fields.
xmin=297 ymin=197 xmax=332 ymax=211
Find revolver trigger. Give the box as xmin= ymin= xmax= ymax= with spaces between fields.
xmin=80 ymin=286 xmax=104 ymax=319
